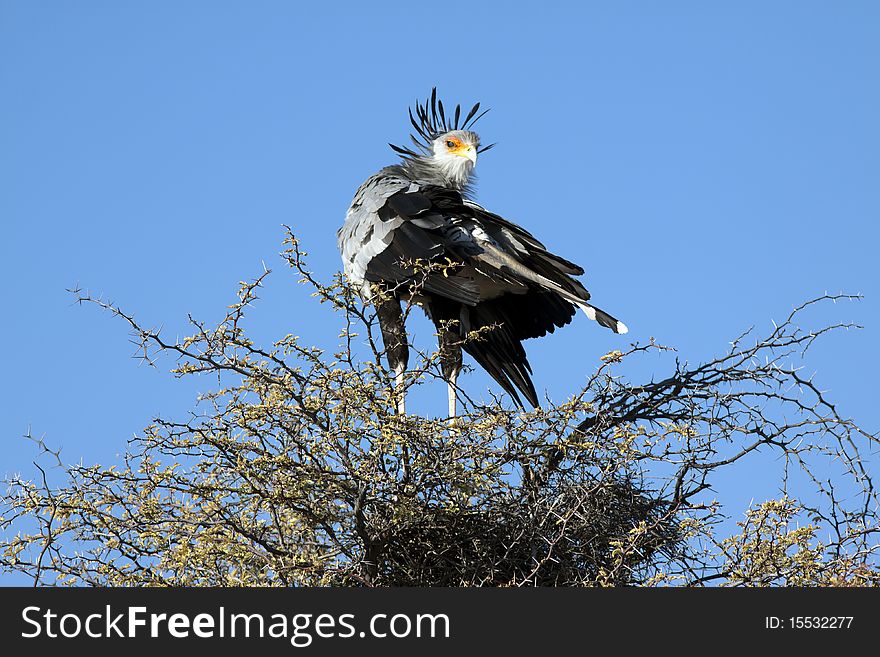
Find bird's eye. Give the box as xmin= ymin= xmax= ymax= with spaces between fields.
xmin=445 ymin=140 xmax=457 ymax=149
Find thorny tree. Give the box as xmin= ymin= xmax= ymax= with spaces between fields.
xmin=1 ymin=230 xmax=878 ymax=586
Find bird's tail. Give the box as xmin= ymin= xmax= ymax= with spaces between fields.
xmin=575 ymin=301 xmax=629 ymax=335
xmin=476 ymin=242 xmax=629 ymax=335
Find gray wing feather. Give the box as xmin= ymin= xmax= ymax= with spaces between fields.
xmin=337 ymin=170 xmax=419 ymax=291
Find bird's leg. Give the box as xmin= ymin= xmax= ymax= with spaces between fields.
xmin=395 ymin=365 xmax=406 ymax=415
xmin=439 ymin=320 xmax=463 ymax=421
xmin=376 ymin=296 xmax=409 ymax=415
xmin=446 ymin=368 xmax=458 ymax=419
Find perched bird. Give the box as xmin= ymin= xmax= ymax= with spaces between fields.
xmin=338 ymin=89 xmax=627 ymax=417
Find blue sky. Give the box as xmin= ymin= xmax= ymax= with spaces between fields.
xmin=2 ymin=2 xmax=878 ymax=582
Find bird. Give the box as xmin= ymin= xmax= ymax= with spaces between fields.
xmin=338 ymin=89 xmax=627 ymax=418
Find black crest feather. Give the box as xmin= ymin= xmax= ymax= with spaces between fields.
xmin=391 ymin=88 xmax=493 ymax=158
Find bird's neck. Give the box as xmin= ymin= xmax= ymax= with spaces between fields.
xmin=401 ymin=155 xmax=475 ymax=195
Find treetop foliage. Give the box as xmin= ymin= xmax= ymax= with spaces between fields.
xmin=2 ymin=230 xmax=877 ymax=586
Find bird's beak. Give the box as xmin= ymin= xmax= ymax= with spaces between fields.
xmin=462 ymin=146 xmax=477 ymax=166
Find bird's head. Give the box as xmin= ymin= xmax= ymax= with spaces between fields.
xmin=390 ymin=89 xmax=495 ymax=191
